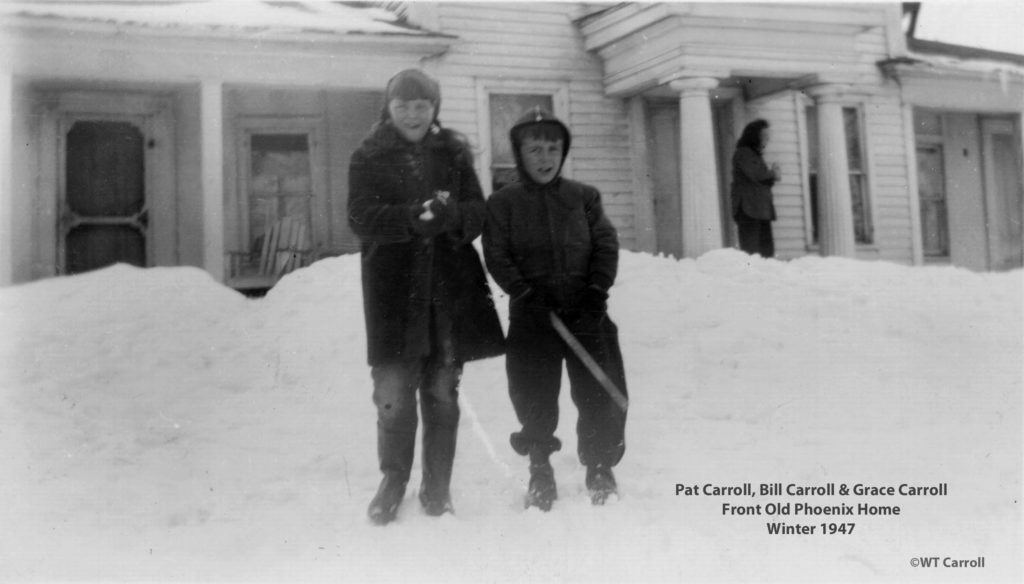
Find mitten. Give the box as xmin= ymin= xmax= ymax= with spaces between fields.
xmin=439 ymin=197 xmax=462 ymax=233
xmin=561 ymin=286 xmax=608 ymax=336
xmin=580 ymin=285 xmax=609 ymax=313
xmin=410 ymin=200 xmax=445 ymax=238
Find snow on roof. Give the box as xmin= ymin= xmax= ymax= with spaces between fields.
xmin=898 ymin=39 xmax=1024 ymax=83
xmin=0 ymin=0 xmax=438 ymax=38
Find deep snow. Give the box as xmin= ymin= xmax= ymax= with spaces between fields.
xmin=0 ymin=249 xmax=1020 ymax=582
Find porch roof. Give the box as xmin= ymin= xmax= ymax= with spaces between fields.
xmin=575 ymin=2 xmax=890 ymax=98
xmin=0 ymin=1 xmax=454 ymax=44
xmin=0 ymin=1 xmax=456 ymax=89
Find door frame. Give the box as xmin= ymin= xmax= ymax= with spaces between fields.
xmin=37 ymin=90 xmax=175 ymax=276
xmin=980 ymin=116 xmax=1023 ymax=270
xmin=644 ymin=98 xmax=683 ymax=258
xmin=229 ymin=115 xmax=328 ymax=258
xmin=643 ymin=94 xmax=737 ymax=258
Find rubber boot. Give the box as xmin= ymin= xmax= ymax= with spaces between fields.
xmin=525 ymin=450 xmax=557 ymax=511
xmin=368 ymin=473 xmax=408 ymax=525
xmin=419 ymin=422 xmax=457 ymax=516
xmin=367 ymin=426 xmax=414 ymax=525
xmin=586 ymin=464 xmax=618 ymax=505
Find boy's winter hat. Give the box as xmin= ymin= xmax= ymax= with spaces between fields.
xmin=509 ymin=106 xmax=572 ymax=161
xmin=383 ymin=68 xmax=441 ymax=120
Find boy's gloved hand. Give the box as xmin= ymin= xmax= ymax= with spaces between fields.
xmin=561 ymin=286 xmax=608 ymax=335
xmin=580 ymin=285 xmax=609 ymax=313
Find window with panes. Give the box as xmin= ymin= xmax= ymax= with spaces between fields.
xmin=488 ymin=93 xmax=554 ymax=192
xmin=805 ymin=105 xmax=874 ymax=245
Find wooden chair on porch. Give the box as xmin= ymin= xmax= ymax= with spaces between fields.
xmin=226 ymin=215 xmax=312 ymax=291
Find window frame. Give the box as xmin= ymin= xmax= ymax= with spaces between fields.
xmin=800 ymin=98 xmax=878 ymax=248
xmin=231 ymin=115 xmax=326 ymax=258
xmin=475 ymin=79 xmax=570 ymax=195
xmin=843 ymin=105 xmax=875 ymax=245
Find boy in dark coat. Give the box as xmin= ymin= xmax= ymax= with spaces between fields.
xmin=483 ymin=108 xmax=628 ymax=510
xmin=348 ymin=69 xmax=505 ymax=525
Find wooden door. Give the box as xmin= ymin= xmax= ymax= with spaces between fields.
xmin=981 ymin=118 xmax=1023 ymax=270
xmin=61 ymin=120 xmax=148 ymax=274
xmin=916 ymin=144 xmax=949 ymax=259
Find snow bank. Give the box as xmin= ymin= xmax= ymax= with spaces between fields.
xmin=0 ymin=250 xmax=1020 ymax=582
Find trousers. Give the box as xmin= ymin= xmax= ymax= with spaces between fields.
xmin=371 ymin=354 xmax=462 ymax=497
xmin=735 ymin=210 xmax=775 ymax=258
xmin=506 ymin=310 xmax=627 ymax=467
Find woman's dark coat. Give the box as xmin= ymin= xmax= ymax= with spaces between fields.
xmin=348 ymin=123 xmax=505 ymax=366
xmin=730 ymin=145 xmax=777 ymax=221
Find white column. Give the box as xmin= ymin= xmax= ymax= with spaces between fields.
xmin=0 ymin=73 xmax=13 ymax=286
xmin=200 ymin=80 xmax=225 ymax=282
xmin=808 ymin=84 xmax=856 ymax=257
xmin=670 ymin=77 xmax=722 ymax=259
xmin=901 ymin=102 xmax=924 ymax=266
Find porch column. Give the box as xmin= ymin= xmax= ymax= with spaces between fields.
xmin=669 ymin=77 xmax=722 ymax=258
xmin=807 ymin=84 xmax=856 ymax=257
xmin=200 ymin=80 xmax=225 ymax=282
xmin=0 ymin=73 xmax=12 ymax=285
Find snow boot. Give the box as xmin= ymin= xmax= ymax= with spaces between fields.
xmin=525 ymin=452 xmax=557 ymax=511
xmin=419 ymin=421 xmax=457 ymax=517
xmin=586 ymin=464 xmax=618 ymax=505
xmin=368 ymin=425 xmax=415 ymax=525
xmin=418 ymin=489 xmax=454 ymax=517
xmin=368 ymin=473 xmax=408 ymax=525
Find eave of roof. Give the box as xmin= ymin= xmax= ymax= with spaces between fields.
xmin=0 ymin=1 xmax=455 ymax=44
xmin=908 ymin=37 xmax=1024 ymax=68
xmin=878 ymin=34 xmax=1024 ymax=83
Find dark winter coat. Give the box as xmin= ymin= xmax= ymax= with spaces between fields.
xmin=348 ymin=123 xmax=505 ymax=366
xmin=483 ymin=176 xmax=619 ymax=310
xmin=730 ymin=145 xmax=777 ymax=221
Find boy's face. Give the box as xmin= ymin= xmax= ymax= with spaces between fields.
xmin=519 ymin=137 xmax=564 ymax=185
xmin=388 ymin=98 xmax=436 ymax=143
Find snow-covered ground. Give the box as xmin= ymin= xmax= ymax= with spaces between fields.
xmin=0 ymin=249 xmax=1020 ymax=583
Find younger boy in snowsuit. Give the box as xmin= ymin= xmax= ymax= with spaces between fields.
xmin=483 ymin=107 xmax=628 ymax=510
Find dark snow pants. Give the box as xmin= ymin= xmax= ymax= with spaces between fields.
xmin=372 ymin=355 xmax=462 ymax=498
xmin=506 ymin=310 xmax=627 ymax=468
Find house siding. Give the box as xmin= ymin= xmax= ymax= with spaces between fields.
xmin=3 ymin=2 xmax=1017 ymax=286
xmin=427 ymin=1 xmax=917 ymax=262
xmin=857 ymin=28 xmax=914 ymax=264
xmin=431 ymin=2 xmax=638 ymax=249
xmin=740 ymin=23 xmax=913 ymax=263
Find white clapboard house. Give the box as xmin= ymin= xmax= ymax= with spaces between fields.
xmin=1 ymin=2 xmax=1021 ymax=291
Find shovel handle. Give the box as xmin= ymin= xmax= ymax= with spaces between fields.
xmin=548 ymin=312 xmax=628 ymax=411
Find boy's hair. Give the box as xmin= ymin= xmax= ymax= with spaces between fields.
xmin=512 ymin=122 xmax=566 ymax=145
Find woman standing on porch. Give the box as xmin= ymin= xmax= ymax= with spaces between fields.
xmin=347 ymin=69 xmax=505 ymax=525
xmin=731 ymin=119 xmax=781 ymax=258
